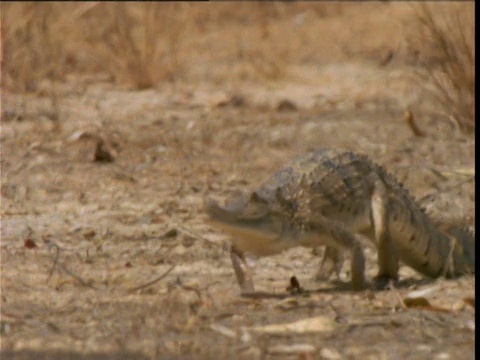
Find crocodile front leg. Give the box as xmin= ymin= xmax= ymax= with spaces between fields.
xmin=316 ymin=246 xmax=344 ymax=281
xmin=307 ymin=216 xmax=366 ymax=290
xmin=230 ymin=244 xmax=255 ymax=293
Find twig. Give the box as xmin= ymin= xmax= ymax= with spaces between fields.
xmin=46 ymin=239 xmax=97 ymax=289
xmin=127 ymin=265 xmax=176 ymax=293
xmin=421 ymin=312 xmax=448 ymax=327
xmin=58 ymin=263 xmax=97 ymax=290
xmin=404 ymin=109 xmax=426 ymax=137
xmin=175 ymin=276 xmax=202 ymax=300
xmin=46 ymin=242 xmax=60 ymax=284
xmin=428 ymin=167 xmax=449 ymax=181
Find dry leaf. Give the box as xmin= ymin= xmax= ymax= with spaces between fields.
xmin=402 ymin=286 xmax=451 ymax=312
xmin=277 ymin=99 xmax=297 ymax=112
xmin=403 ymin=296 xmax=431 ymax=308
xmin=451 ymin=300 xmax=465 ymax=311
xmin=404 ymin=285 xmax=440 ymax=300
xmin=209 ymin=323 xmax=237 ymax=338
xmin=68 ymin=130 xmax=98 ymax=142
xmin=267 ymin=343 xmax=315 ymax=355
xmin=83 ymin=229 xmax=96 ymax=239
xmin=275 ymin=297 xmax=299 ymax=311
xmin=94 ymin=139 xmax=115 ymax=163
xmin=249 ymin=316 xmax=335 ymax=335
xmin=24 ymin=238 xmax=38 ymax=249
xmin=212 ymin=93 xmax=246 ymax=108
xmin=463 ymin=297 xmax=475 ymax=308
xmin=320 ymin=347 xmax=342 ymax=359
xmin=160 ymin=228 xmax=178 ymax=238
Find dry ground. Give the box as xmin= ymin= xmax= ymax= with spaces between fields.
xmin=1 ymin=3 xmax=475 ymax=360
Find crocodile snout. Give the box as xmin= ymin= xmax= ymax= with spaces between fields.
xmin=205 ymin=196 xmax=247 ymax=223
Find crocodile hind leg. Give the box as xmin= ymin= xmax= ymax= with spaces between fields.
xmin=369 ymin=176 xmax=399 ymax=284
xmin=230 ymin=244 xmax=255 ymax=293
xmin=307 ymin=216 xmax=366 ymax=290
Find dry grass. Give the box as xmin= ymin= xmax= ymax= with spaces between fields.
xmin=1 ymin=3 xmax=73 ymax=92
xmin=409 ymin=3 xmax=475 ymax=133
xmin=4 ymin=1 xmax=473 ymax=130
xmin=1 ymin=3 xmax=193 ymax=91
xmin=1 ymin=3 xmax=349 ymax=92
xmin=78 ymin=3 xmax=192 ymax=89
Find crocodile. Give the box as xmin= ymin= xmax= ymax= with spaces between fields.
xmin=205 ymin=149 xmax=475 ymax=293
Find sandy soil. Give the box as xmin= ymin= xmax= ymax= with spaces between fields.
xmin=1 ymin=3 xmax=475 ymax=360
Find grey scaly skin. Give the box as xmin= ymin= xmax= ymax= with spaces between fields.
xmin=205 ymin=149 xmax=475 ymax=293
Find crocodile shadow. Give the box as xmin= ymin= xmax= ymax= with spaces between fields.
xmin=240 ymin=276 xmax=445 ymax=299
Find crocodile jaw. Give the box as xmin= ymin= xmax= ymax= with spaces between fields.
xmin=205 ymin=197 xmax=292 ymax=256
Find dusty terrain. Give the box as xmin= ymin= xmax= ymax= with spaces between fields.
xmin=1 ymin=3 xmax=475 ymax=360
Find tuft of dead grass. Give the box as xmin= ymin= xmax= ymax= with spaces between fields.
xmin=78 ymin=3 xmax=192 ymax=89
xmin=1 ymin=3 xmax=193 ymax=91
xmin=1 ymin=3 xmax=352 ymax=93
xmin=1 ymin=3 xmax=73 ymax=92
xmin=409 ymin=3 xmax=475 ymax=133
xmin=1 ymin=3 xmax=284 ymax=92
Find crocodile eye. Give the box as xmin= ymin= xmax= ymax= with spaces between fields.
xmin=251 ymin=191 xmax=267 ymax=204
xmin=238 ymin=202 xmax=269 ymax=221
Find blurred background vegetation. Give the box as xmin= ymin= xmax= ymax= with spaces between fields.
xmin=1 ymin=2 xmax=474 ymax=132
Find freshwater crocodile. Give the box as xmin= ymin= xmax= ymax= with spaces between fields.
xmin=205 ymin=149 xmax=475 ymax=292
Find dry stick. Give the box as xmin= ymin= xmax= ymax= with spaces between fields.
xmin=127 ymin=265 xmax=176 ymax=294
xmin=404 ymin=109 xmax=426 ymax=137
xmin=46 ymin=240 xmax=97 ymax=290
xmin=46 ymin=242 xmax=60 ymax=284
xmin=58 ymin=263 xmax=97 ymax=290
xmin=175 ymin=276 xmax=203 ymax=300
xmin=428 ymin=167 xmax=450 ymax=181
xmin=6 ymin=150 xmax=96 ymax=289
